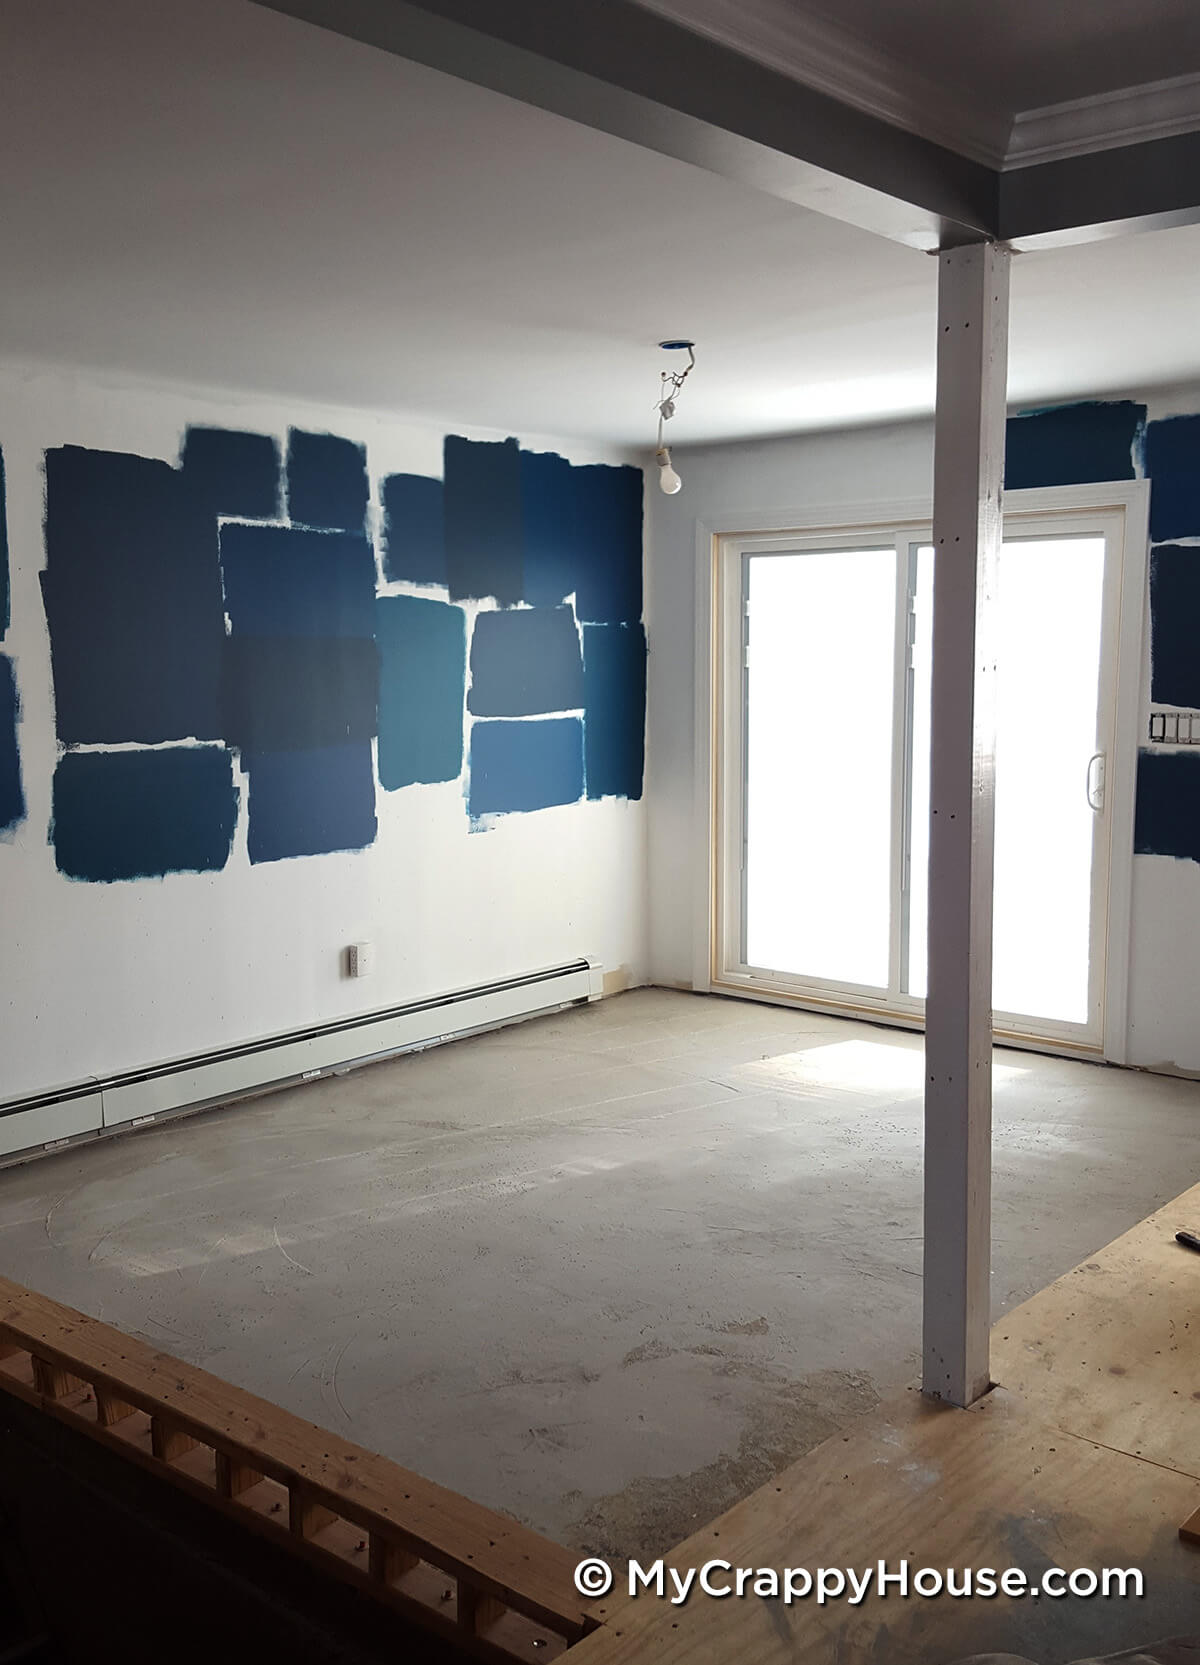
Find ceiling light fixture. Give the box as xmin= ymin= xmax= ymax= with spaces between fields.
xmin=655 ymin=339 xmax=695 ymax=495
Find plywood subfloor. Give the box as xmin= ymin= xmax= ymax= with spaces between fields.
xmin=575 ymin=1186 xmax=1200 ymax=1664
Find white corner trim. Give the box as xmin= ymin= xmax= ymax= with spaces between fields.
xmin=629 ymin=0 xmax=1011 ymax=169
xmin=1005 ymin=72 xmax=1200 ymax=168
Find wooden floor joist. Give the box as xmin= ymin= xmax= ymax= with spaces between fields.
xmin=0 ymin=1274 xmax=595 ymax=1665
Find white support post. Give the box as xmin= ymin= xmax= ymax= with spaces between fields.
xmin=922 ymin=242 xmax=1010 ymax=1408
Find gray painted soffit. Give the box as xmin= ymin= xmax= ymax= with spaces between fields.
xmin=253 ymin=0 xmax=1200 ymax=250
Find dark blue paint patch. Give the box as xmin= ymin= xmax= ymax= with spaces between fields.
xmin=583 ymin=623 xmax=646 ymax=801
xmin=52 ymin=746 xmax=237 ymax=882
xmin=286 ymin=429 xmax=368 ymax=533
xmin=245 ymin=742 xmax=376 ymax=863
xmin=382 ymin=473 xmax=446 ymax=586
xmin=1135 ymin=749 xmax=1200 ymax=865
xmin=0 ymin=656 xmax=24 ymax=831
xmin=572 ymin=464 xmax=643 ymax=624
xmin=182 ymin=426 xmax=280 ymax=520
xmin=1149 ymin=544 xmax=1200 ymax=707
xmin=1004 ymin=401 xmax=1143 ymax=491
xmin=223 ymin=636 xmax=378 ymax=753
xmin=0 ymin=445 xmax=9 ymax=637
xmin=1145 ymin=415 xmax=1200 ymax=541
xmin=220 ymin=523 xmax=376 ymax=639
xmin=467 ymin=606 xmax=584 ymax=717
xmin=377 ymin=595 xmax=465 ymax=790
xmin=41 ymin=446 xmax=225 ymax=745
xmin=522 ymin=449 xmax=578 ymax=609
xmin=468 ymin=718 xmax=583 ymax=816
xmin=443 ymin=436 xmax=524 ymax=605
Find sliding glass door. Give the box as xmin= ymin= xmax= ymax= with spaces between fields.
xmin=719 ymin=504 xmax=1129 ymax=1052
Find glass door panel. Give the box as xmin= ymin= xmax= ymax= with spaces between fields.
xmin=743 ymin=547 xmax=896 ymax=990
xmin=906 ymin=533 xmax=1109 ymax=1031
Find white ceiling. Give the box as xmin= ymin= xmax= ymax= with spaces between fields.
xmin=2 ymin=0 xmax=1199 ymax=449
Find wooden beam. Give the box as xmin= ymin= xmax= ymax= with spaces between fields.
xmin=1001 ymin=129 xmax=1200 ymax=249
xmin=922 ymin=241 xmax=1009 ymax=1409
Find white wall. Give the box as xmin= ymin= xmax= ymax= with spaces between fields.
xmin=646 ymin=396 xmax=1200 ymax=1076
xmin=0 ymin=363 xmax=648 ymax=1105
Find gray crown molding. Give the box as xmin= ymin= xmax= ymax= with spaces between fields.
xmin=1006 ymin=71 xmax=1200 ymax=168
xmin=629 ymin=0 xmax=1012 ymax=167
xmin=633 ymin=0 xmax=1200 ymax=175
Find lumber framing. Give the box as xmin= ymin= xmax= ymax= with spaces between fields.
xmin=0 ymin=1275 xmax=595 ymax=1665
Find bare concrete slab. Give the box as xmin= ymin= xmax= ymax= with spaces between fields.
xmin=1 ymin=989 xmax=1198 ymax=1559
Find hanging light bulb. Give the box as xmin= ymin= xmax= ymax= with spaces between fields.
xmin=653 ymin=340 xmax=695 ymax=498
xmin=656 ymin=446 xmax=682 ymax=494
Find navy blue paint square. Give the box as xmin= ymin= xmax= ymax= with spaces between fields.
xmin=583 ymin=623 xmax=646 ymax=801
xmin=0 ymin=655 xmax=24 ymax=832
xmin=467 ymin=606 xmax=584 ymax=717
xmin=468 ymin=717 xmax=584 ymax=816
xmin=245 ymin=742 xmax=376 ymax=863
xmin=1004 ymin=402 xmax=1143 ymax=491
xmin=52 ymin=746 xmax=238 ymax=882
xmin=42 ymin=446 xmax=226 ymax=745
xmin=443 ymin=436 xmax=524 ymax=605
xmin=1135 ymin=749 xmax=1200 ymax=865
xmin=182 ymin=426 xmax=281 ymax=520
xmin=1145 ymin=415 xmax=1200 ymax=542
xmin=382 ymin=473 xmax=446 ymax=586
xmin=220 ymin=523 xmax=377 ymax=640
xmin=573 ymin=463 xmax=643 ymax=625
xmin=286 ymin=429 xmax=369 ymax=533
xmin=522 ymin=449 xmax=579 ymax=609
xmin=1150 ymin=544 xmax=1200 ymax=708
xmin=223 ymin=635 xmax=379 ymax=754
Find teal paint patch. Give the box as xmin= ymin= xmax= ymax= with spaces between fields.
xmin=377 ymin=594 xmax=466 ymax=789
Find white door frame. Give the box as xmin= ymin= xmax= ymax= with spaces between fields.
xmin=696 ymin=477 xmax=1149 ymax=1063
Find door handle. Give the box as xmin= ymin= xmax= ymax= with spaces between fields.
xmin=1086 ymin=751 xmax=1106 ymax=812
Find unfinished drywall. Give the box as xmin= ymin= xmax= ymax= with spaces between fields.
xmin=647 ymin=390 xmax=1200 ymax=1074
xmin=0 ymin=363 xmax=648 ymax=1115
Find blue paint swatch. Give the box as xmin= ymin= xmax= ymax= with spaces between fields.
xmin=573 ymin=464 xmax=643 ymax=625
xmin=377 ymin=594 xmax=465 ymax=789
xmin=444 ymin=436 xmax=524 ymax=605
xmin=583 ymin=623 xmax=646 ymax=801
xmin=522 ymin=449 xmax=578 ymax=609
xmin=1004 ymin=401 xmax=1143 ymax=491
xmin=182 ymin=426 xmax=280 ymax=520
xmin=1150 ymin=545 xmax=1200 ymax=708
xmin=0 ymin=445 xmax=9 ymax=637
xmin=467 ymin=606 xmax=584 ymax=716
xmin=223 ymin=636 xmax=378 ymax=753
xmin=286 ymin=429 xmax=368 ymax=533
xmin=245 ymin=742 xmax=376 ymax=863
xmin=1145 ymin=415 xmax=1200 ymax=541
xmin=469 ymin=717 xmax=583 ymax=816
xmin=220 ymin=523 xmax=377 ymax=639
xmin=0 ymin=656 xmax=24 ymax=832
xmin=42 ymin=446 xmax=225 ymax=745
xmin=52 ymin=746 xmax=237 ymax=881
xmin=521 ymin=451 xmax=643 ymax=622
xmin=1135 ymin=749 xmax=1200 ymax=865
xmin=382 ymin=473 xmax=446 ymax=586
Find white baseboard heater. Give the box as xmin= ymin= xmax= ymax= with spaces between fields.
xmin=0 ymin=958 xmax=604 ymax=1165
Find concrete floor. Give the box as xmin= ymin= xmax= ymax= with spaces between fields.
xmin=2 ymin=988 xmax=1199 ymax=1561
